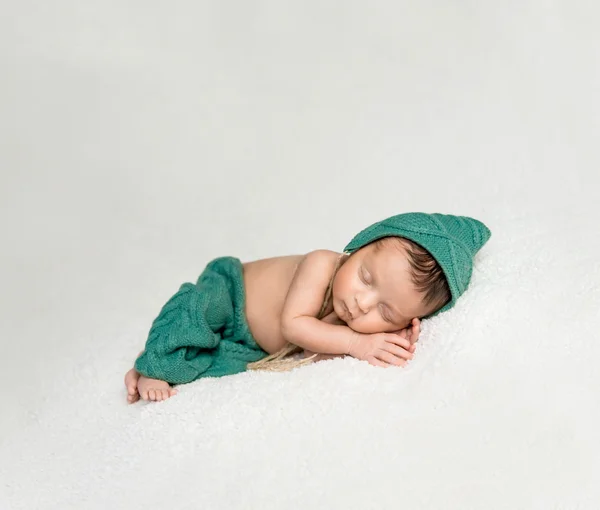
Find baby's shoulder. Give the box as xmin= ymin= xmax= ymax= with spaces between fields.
xmin=298 ymin=249 xmax=345 ymax=276
xmin=302 ymin=249 xmax=343 ymax=263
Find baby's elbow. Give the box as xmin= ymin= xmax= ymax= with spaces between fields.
xmin=281 ymin=315 xmax=308 ymax=344
xmin=280 ymin=315 xmax=298 ymax=341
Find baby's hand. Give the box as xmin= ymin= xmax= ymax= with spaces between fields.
xmin=347 ymin=330 xmax=415 ymax=368
xmin=391 ymin=318 xmax=421 ymax=354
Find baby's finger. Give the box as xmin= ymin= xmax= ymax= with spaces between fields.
xmin=378 ymin=351 xmax=408 ymax=367
xmin=384 ymin=342 xmax=414 ymax=361
xmin=366 ymin=357 xmax=389 ymax=368
xmin=149 ymin=389 xmax=156 ymax=401
xmin=385 ymin=333 xmax=411 ymax=350
xmin=410 ymin=318 xmax=421 ymax=343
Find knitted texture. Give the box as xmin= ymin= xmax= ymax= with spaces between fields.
xmin=343 ymin=212 xmax=491 ymax=317
xmin=134 ymin=257 xmax=268 ymax=383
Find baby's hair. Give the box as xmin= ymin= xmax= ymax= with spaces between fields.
xmin=246 ymin=237 xmax=450 ymax=373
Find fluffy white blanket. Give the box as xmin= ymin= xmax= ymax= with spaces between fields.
xmin=2 ymin=213 xmax=598 ymax=509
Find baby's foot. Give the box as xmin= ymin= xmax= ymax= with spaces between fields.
xmin=137 ymin=375 xmax=178 ymax=402
xmin=124 ymin=368 xmax=141 ymax=404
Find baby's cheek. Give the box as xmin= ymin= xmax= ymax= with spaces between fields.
xmin=349 ymin=319 xmax=381 ymax=335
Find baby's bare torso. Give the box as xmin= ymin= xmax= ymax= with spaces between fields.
xmin=242 ymin=252 xmax=340 ymax=354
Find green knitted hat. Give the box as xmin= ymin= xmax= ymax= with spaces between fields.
xmin=343 ymin=212 xmax=491 ymax=318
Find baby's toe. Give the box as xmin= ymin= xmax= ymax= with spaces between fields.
xmin=124 ymin=369 xmax=140 ymax=393
xmin=127 ymin=393 xmax=140 ymax=404
xmin=149 ymin=389 xmax=156 ymax=401
xmin=169 ymin=388 xmax=178 ymax=397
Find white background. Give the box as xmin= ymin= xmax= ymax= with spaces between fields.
xmin=1 ymin=2 xmax=598 ymax=509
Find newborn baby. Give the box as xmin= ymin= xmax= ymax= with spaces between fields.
xmin=124 ymin=212 xmax=491 ymax=402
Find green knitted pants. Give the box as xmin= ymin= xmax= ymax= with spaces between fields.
xmin=134 ymin=257 xmax=268 ymax=383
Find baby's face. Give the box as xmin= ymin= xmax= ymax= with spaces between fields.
xmin=332 ymin=240 xmax=429 ymax=333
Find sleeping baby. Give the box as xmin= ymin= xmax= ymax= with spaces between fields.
xmin=124 ymin=212 xmax=491 ymax=402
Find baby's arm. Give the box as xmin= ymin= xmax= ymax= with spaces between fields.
xmin=281 ymin=250 xmax=416 ymax=366
xmin=301 ymin=317 xmax=421 ymax=363
xmin=280 ymin=250 xmax=361 ymax=355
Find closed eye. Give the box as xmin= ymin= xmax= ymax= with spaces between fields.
xmin=359 ymin=267 xmax=371 ymax=285
xmin=380 ymin=306 xmax=394 ymax=323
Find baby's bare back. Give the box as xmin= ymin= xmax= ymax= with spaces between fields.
xmin=243 ymin=251 xmax=341 ymax=354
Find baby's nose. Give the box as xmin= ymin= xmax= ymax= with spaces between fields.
xmin=356 ymin=294 xmax=375 ymax=314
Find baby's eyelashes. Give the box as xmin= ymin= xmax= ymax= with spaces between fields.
xmin=359 ymin=267 xmax=372 ymax=285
